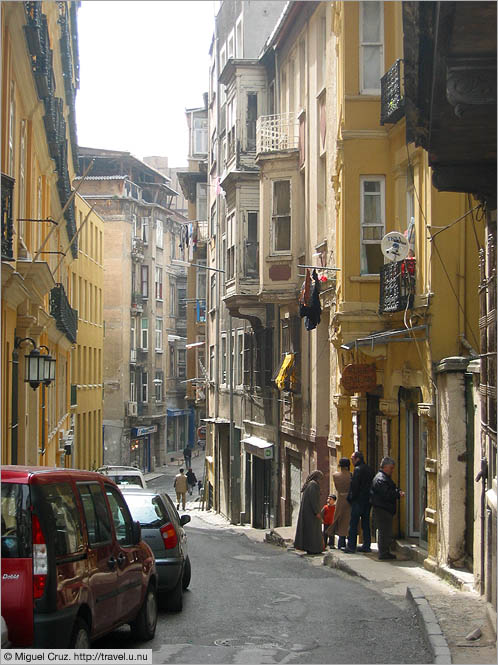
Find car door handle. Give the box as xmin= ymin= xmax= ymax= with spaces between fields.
xmin=108 ymin=556 xmax=117 ymax=570
xmin=117 ymin=552 xmax=127 ymax=567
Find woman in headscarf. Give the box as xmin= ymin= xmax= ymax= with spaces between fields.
xmin=293 ymin=470 xmax=324 ymax=554
xmin=326 ymin=457 xmax=352 ymax=549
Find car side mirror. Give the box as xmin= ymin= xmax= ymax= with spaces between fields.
xmin=132 ymin=520 xmax=141 ymax=544
xmin=180 ymin=515 xmax=191 ymax=526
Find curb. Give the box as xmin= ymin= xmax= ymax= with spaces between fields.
xmin=264 ymin=529 xmax=293 ymax=548
xmin=322 ymin=551 xmax=369 ymax=581
xmin=406 ymin=586 xmax=452 ymax=664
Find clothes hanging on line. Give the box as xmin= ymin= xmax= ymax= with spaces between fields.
xmin=299 ymin=269 xmax=321 ymax=330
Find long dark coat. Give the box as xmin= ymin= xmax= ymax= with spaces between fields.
xmin=327 ymin=470 xmax=352 ymax=538
xmin=293 ymin=480 xmax=323 ymax=554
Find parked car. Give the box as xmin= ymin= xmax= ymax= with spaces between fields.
xmin=121 ymin=487 xmax=191 ymax=611
xmin=1 ymin=466 xmax=158 ymax=648
xmin=96 ymin=465 xmax=147 ymax=489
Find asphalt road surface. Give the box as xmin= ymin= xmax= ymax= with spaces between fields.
xmin=95 ymin=469 xmax=432 ymax=664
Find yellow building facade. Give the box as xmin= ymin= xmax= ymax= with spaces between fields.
xmin=330 ymin=1 xmax=483 ymax=568
xmin=2 ymin=1 xmax=80 ymax=466
xmin=69 ymin=194 xmax=104 ymax=470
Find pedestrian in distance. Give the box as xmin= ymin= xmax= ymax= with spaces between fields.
xmin=328 ymin=457 xmax=352 ymax=549
xmin=370 ymin=456 xmax=405 ymax=560
xmin=197 ymin=479 xmax=203 ymax=495
xmin=186 ymin=467 xmax=197 ymax=495
xmin=344 ymin=451 xmax=374 ymax=553
xmin=183 ymin=446 xmax=192 ymax=468
xmin=293 ymin=470 xmax=324 ymax=555
xmin=321 ymin=494 xmax=337 ymax=549
xmin=174 ymin=468 xmax=189 ymax=511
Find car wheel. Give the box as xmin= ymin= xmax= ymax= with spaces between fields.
xmin=182 ymin=556 xmax=191 ymax=590
xmin=130 ymin=584 xmax=158 ymax=641
xmin=162 ymin=571 xmax=183 ymax=612
xmin=69 ymin=618 xmax=91 ymax=648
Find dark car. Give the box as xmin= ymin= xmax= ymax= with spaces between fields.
xmin=1 ymin=466 xmax=158 ymax=648
xmin=121 ymin=488 xmax=191 ymax=611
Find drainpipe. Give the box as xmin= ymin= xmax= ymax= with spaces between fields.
xmin=11 ymin=349 xmax=19 ymax=464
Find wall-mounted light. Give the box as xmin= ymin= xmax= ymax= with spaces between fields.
xmin=15 ymin=338 xmax=56 ymax=390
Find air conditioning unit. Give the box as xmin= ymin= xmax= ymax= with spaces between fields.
xmin=127 ymin=401 xmax=138 ymax=417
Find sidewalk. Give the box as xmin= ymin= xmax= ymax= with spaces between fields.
xmin=189 ymin=509 xmax=496 ymax=665
xmin=144 ymin=445 xmax=205 ymax=483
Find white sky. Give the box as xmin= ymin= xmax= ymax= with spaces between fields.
xmin=75 ymin=1 xmax=216 ymax=168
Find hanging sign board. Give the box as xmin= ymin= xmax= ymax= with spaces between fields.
xmin=341 ymin=363 xmax=377 ymax=393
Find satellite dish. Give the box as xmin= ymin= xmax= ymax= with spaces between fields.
xmin=381 ymin=231 xmax=409 ymax=262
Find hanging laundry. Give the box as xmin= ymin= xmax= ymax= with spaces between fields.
xmin=188 ymin=223 xmax=194 ymax=261
xmin=299 ymin=269 xmax=321 ymax=331
xmin=299 ymin=268 xmax=312 ymax=307
xmin=275 ymin=353 xmax=295 ymax=391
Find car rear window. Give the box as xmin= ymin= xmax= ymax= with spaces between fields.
xmin=123 ymin=493 xmax=169 ymax=528
xmin=1 ymin=483 xmax=32 ymax=558
xmin=38 ymin=483 xmax=85 ymax=557
xmin=109 ymin=474 xmax=144 ymax=487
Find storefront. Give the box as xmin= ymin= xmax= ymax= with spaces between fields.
xmin=166 ymin=408 xmax=190 ymax=453
xmin=130 ymin=425 xmax=157 ymax=472
xmin=241 ymin=435 xmax=274 ymax=529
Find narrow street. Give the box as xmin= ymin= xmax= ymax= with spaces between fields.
xmin=94 ymin=460 xmax=431 ymax=664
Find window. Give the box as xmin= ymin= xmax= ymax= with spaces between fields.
xmin=78 ymin=483 xmax=112 ymax=545
xmin=245 ymin=211 xmax=258 ymax=277
xmin=141 ymin=217 xmax=149 ymax=244
xmin=209 ymin=345 xmax=215 ymax=381
xmin=272 ymin=180 xmax=291 ymax=253
xmin=155 ymin=267 xmax=163 ymax=300
xmin=226 ymin=211 xmax=236 ymax=280
xmin=105 ymin=485 xmax=134 ymax=546
xmin=141 ymin=371 xmax=148 ymax=403
xmin=317 ymin=14 xmax=327 ymax=90
xmin=210 ymin=202 xmax=217 ymax=237
xmin=169 ymin=282 xmax=176 ymax=316
xmin=155 ymin=317 xmax=163 ymax=351
xmin=221 ymin=335 xmax=227 ymax=384
xmin=194 ymin=117 xmax=208 ymax=155
xmin=8 ymin=81 xmax=16 ymax=178
xmin=130 ymin=371 xmax=136 ymax=401
xmin=18 ymin=120 xmax=27 ymax=242
xmin=196 ymin=183 xmax=207 ymax=221
xmin=39 ymin=484 xmax=84 ymax=556
xmin=154 ymin=371 xmax=163 ymax=402
xmin=169 ymin=343 xmax=175 ymax=376
xmin=197 ymin=262 xmax=206 ymax=300
xmin=246 ymin=93 xmax=257 ymax=151
xmin=236 ymin=15 xmax=243 ymax=58
xmin=141 ymin=265 xmax=149 ymax=299
xmin=141 ymin=317 xmax=149 ymax=349
xmin=210 ymin=273 xmax=216 ymax=310
xmin=227 ymin=97 xmax=236 ymax=161
xmin=237 ymin=331 xmax=244 ymax=386
xmin=299 ymin=40 xmax=306 ymax=108
xmin=220 ymin=44 xmax=227 ymax=72
xmin=360 ymin=176 xmax=385 ymax=274
xmin=360 ymin=1 xmax=383 ymax=94
xmin=1 ymin=484 xmax=31 ymax=559
xmin=170 ymin=232 xmax=176 ymax=260
xmin=178 ymin=349 xmax=186 ymax=379
xmin=178 ymin=287 xmax=187 ymax=319
xmin=155 ymin=219 xmax=163 ymax=248
xmin=227 ymin=28 xmax=235 ymax=59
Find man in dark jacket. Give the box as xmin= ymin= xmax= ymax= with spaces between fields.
xmin=370 ymin=456 xmax=405 ymax=560
xmin=344 ymin=451 xmax=374 ymax=553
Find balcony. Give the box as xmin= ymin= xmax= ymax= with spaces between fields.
xmin=50 ymin=283 xmax=78 ymax=343
xmin=1 ymin=174 xmax=15 ymax=261
xmin=131 ymin=293 xmax=144 ymax=315
xmin=380 ymin=59 xmax=405 ymax=126
xmin=256 ymin=113 xmax=299 ymax=154
xmin=379 ymin=258 xmax=416 ymax=313
xmin=130 ymin=349 xmax=137 ymax=364
xmin=131 ymin=236 xmax=145 ymax=262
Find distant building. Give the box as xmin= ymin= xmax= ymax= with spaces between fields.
xmin=76 ymin=147 xmax=188 ymax=471
xmin=143 ymin=156 xmax=189 ymax=217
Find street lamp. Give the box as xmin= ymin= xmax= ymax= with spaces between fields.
xmin=15 ymin=338 xmax=56 ymax=390
xmin=39 ymin=345 xmax=56 ymax=386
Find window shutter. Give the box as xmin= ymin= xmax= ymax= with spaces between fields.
xmin=243 ymin=332 xmax=251 ymax=388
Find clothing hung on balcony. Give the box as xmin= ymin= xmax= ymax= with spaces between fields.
xmin=275 ymin=353 xmax=295 ymax=391
xmin=299 ymin=269 xmax=321 ymax=330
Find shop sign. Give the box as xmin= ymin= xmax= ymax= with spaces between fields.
xmin=132 ymin=425 xmax=158 ymax=437
xmin=264 ymin=447 xmax=273 ymax=460
xmin=341 ymin=363 xmax=377 ymax=393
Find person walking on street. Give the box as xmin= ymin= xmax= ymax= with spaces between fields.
xmin=344 ymin=451 xmax=374 ymax=553
xmin=370 ymin=456 xmax=405 ymax=560
xmin=183 ymin=446 xmax=192 ymax=468
xmin=186 ymin=468 xmax=197 ymax=495
xmin=321 ymin=494 xmax=336 ymax=549
xmin=328 ymin=458 xmax=352 ymax=549
xmin=174 ymin=468 xmax=189 ymax=511
xmin=293 ymin=470 xmax=324 ymax=554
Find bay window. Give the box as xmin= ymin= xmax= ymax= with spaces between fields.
xmin=271 ymin=180 xmax=291 ymax=253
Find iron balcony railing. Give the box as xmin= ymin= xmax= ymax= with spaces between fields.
xmin=379 ymin=258 xmax=416 ymax=313
xmin=380 ymin=59 xmax=405 ymax=125
xmin=50 ymin=283 xmax=78 ymax=343
xmin=256 ymin=113 xmax=299 ymax=154
xmin=1 ymin=174 xmax=15 ymax=261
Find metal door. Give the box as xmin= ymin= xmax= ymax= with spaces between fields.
xmin=289 ymin=456 xmax=302 ymax=526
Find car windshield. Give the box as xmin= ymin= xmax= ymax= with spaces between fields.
xmin=1 ymin=484 xmax=32 ymax=558
xmin=124 ymin=494 xmax=169 ymax=528
xmin=109 ymin=474 xmax=143 ymax=487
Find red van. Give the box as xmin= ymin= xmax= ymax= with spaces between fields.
xmin=1 ymin=466 xmax=158 ymax=648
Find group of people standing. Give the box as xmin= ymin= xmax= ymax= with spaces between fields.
xmin=294 ymin=453 xmax=404 ymax=560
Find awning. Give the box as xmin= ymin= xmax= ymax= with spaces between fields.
xmin=275 ymin=353 xmax=295 ymax=391
xmin=186 ymin=341 xmax=205 ymax=349
xmin=241 ymin=435 xmax=274 ymax=460
xmin=340 ymin=325 xmax=428 ymax=350
xmin=201 ymin=417 xmax=230 ymax=424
